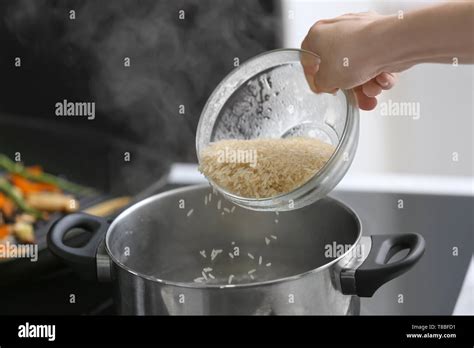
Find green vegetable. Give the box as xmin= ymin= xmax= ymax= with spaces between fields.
xmin=0 ymin=178 xmax=42 ymax=218
xmin=0 ymin=154 xmax=93 ymax=195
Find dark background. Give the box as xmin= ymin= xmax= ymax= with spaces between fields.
xmin=0 ymin=0 xmax=279 ymax=193
xmin=0 ymin=0 xmax=280 ymax=313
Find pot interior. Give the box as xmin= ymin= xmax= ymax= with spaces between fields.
xmin=106 ymin=185 xmax=360 ymax=285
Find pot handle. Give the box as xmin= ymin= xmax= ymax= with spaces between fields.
xmin=341 ymin=233 xmax=425 ymax=297
xmin=47 ymin=213 xmax=109 ymax=280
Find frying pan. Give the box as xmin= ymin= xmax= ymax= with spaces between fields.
xmin=0 ymin=112 xmax=171 ymax=283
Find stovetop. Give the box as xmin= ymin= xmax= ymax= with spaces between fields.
xmin=332 ymin=190 xmax=472 ymax=315
xmin=1 ymin=183 xmax=472 ymax=315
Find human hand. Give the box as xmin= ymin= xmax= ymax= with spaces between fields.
xmin=301 ymin=11 xmax=398 ymax=110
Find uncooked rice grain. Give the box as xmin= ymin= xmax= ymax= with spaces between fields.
xmin=210 ymin=249 xmax=223 ymax=260
xmin=199 ymin=137 xmax=335 ymax=198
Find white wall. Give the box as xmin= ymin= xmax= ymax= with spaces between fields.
xmin=281 ymin=0 xmax=473 ymax=193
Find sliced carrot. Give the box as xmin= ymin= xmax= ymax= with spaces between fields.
xmin=0 ymin=193 xmax=15 ymax=218
xmin=0 ymin=225 xmax=11 ymax=239
xmin=10 ymin=174 xmax=60 ymax=195
xmin=26 ymin=165 xmax=43 ymax=175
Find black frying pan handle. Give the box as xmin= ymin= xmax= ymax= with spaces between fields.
xmin=342 ymin=233 xmax=425 ymax=297
xmin=47 ymin=213 xmax=109 ymax=280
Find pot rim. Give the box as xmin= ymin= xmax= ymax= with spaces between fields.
xmin=105 ymin=184 xmax=363 ymax=289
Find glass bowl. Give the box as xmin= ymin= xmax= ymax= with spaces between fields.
xmin=196 ymin=49 xmax=359 ymax=211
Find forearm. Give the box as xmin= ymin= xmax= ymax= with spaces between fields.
xmin=376 ymin=2 xmax=474 ymax=71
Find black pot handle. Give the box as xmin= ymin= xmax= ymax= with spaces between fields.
xmin=47 ymin=213 xmax=109 ymax=280
xmin=341 ymin=233 xmax=425 ymax=297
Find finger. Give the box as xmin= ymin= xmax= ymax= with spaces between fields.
xmin=354 ymin=86 xmax=378 ymax=110
xmin=300 ymin=37 xmax=320 ymax=72
xmin=305 ymin=65 xmax=319 ymax=93
xmin=312 ymin=70 xmax=340 ymax=94
xmin=300 ymin=48 xmax=321 ymax=93
xmin=362 ymin=79 xmax=383 ymax=97
xmin=375 ymin=72 xmax=397 ymax=90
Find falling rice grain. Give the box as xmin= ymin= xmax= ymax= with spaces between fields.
xmin=194 ymin=277 xmax=206 ymax=283
xmin=187 ymin=209 xmax=194 ymax=217
xmin=248 ymin=269 xmax=256 ymax=274
xmin=208 ymin=273 xmax=216 ymax=280
xmin=275 ymin=219 xmax=279 ymax=224
xmin=228 ymin=252 xmax=234 ymax=259
xmin=231 ymin=206 xmax=236 ymax=213
xmin=217 ymin=200 xmax=222 ymax=210
xmin=259 ymin=256 xmax=262 ymax=265
xmin=271 ymin=235 xmax=277 ymax=240
xmin=201 ymin=271 xmax=208 ymax=280
xmin=265 ymin=237 xmax=270 ymax=245
xmin=228 ymin=275 xmax=234 ymax=284
xmin=210 ymin=249 xmax=223 ymax=261
xmin=204 ymin=196 xmax=208 ymax=205
xmin=266 ymin=263 xmax=272 ymax=267
xmin=224 ymin=208 xmax=230 ymax=213
xmin=209 ymin=193 xmax=212 ymax=202
xmin=199 ymin=250 xmax=206 ymax=258
xmin=249 ymin=274 xmax=255 ymax=280
xmin=203 ymin=267 xmax=213 ymax=272
xmin=247 ymin=253 xmax=254 ymax=260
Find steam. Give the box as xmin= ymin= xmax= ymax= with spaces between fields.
xmin=4 ymin=0 xmax=278 ymax=192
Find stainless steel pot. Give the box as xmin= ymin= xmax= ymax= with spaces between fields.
xmin=48 ymin=185 xmax=425 ymax=315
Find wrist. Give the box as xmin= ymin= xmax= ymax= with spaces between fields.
xmin=370 ymin=13 xmax=414 ymax=73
